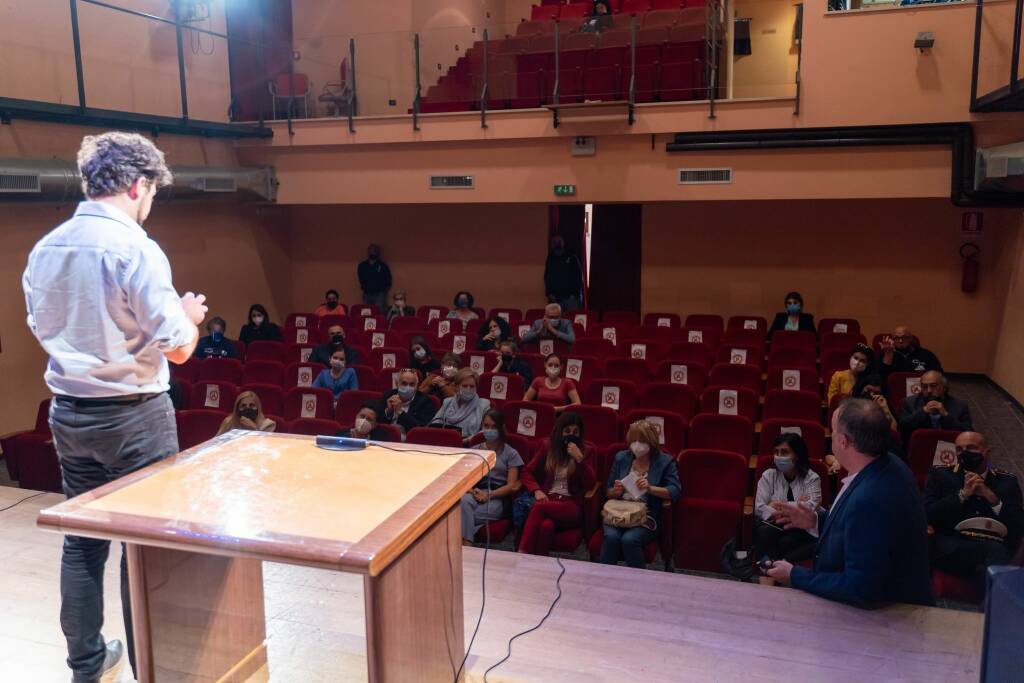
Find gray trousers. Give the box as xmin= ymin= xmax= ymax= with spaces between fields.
xmin=459 ymin=492 xmax=505 ymax=541
xmin=49 ymin=393 xmax=178 ymax=679
xmin=362 ymin=291 xmax=388 ymax=308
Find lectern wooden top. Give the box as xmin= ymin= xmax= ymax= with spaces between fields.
xmin=37 ymin=431 xmax=493 ymax=576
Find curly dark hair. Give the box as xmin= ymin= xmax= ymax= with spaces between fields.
xmin=77 ymin=132 xmax=172 ymax=198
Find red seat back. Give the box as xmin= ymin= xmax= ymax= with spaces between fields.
xmin=189 ymin=381 xmax=238 ymax=412
xmin=708 ymin=363 xmax=762 ymax=396
xmin=176 ymin=409 xmax=228 ymax=450
xmin=818 ymin=318 xmax=861 ymax=337
xmin=479 ymin=372 xmax=527 ymax=407
xmin=624 ymin=408 xmax=687 ymax=453
xmin=687 ymin=413 xmax=754 ymax=456
xmin=762 ymin=389 xmax=822 ymax=423
xmin=407 ymin=427 xmax=465 ymax=448
xmin=334 ymin=390 xmax=383 ymax=426
xmin=642 ymin=312 xmax=681 ymax=328
xmin=908 ymin=429 xmax=963 ymax=489
xmin=715 ymin=343 xmax=763 ymax=370
xmin=637 ymin=382 xmax=699 ymax=422
xmin=283 ymin=387 xmax=334 ymax=420
xmin=699 ymin=386 xmax=758 ymax=423
xmin=241 ymin=360 xmax=284 ymax=386
xmin=563 ymin=405 xmax=620 ymax=447
xmin=770 ymin=330 xmax=817 ymax=350
xmin=653 ymin=360 xmax=708 ymax=392
xmin=684 ymin=314 xmax=724 ymax=335
xmin=888 ymin=371 xmax=924 ymax=414
xmin=502 ymin=401 xmax=557 ymax=442
xmin=765 ymin=366 xmax=820 ymax=394
xmin=758 ymin=418 xmax=827 ymax=461
xmin=195 ymin=358 xmax=244 ymax=384
xmin=285 ymin=313 xmax=317 ymax=330
xmin=766 ymin=347 xmax=817 ymax=371
xmin=820 ymin=332 xmax=868 ymax=354
xmin=582 ymin=378 xmax=638 ymax=411
xmin=245 ymin=341 xmax=286 ymax=363
xmin=727 ymin=315 xmax=768 ymax=334
xmin=240 ymin=383 xmax=285 ymax=417
xmin=572 ymin=337 xmax=616 ymax=360
xmin=282 ymin=418 xmax=341 ymax=436
xmin=369 ymin=347 xmax=411 ymax=373
xmin=603 ymin=357 xmax=652 ymax=388
xmin=284 ymin=362 xmax=327 ymax=389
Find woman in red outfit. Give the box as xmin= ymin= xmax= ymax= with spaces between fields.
xmin=518 ymin=411 xmax=596 ymax=556
xmin=523 ymin=353 xmax=582 ymax=412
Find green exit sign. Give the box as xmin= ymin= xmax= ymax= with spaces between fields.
xmin=554 ymin=184 xmax=577 ymax=197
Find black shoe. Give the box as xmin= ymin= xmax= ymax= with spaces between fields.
xmin=71 ymin=639 xmax=124 ymax=683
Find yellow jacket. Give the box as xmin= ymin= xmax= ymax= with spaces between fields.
xmin=827 ymin=369 xmax=857 ymax=405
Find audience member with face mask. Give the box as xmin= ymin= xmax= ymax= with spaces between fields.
xmin=420 ymin=353 xmax=461 ymax=400
xmin=599 ymin=419 xmax=681 ymax=569
xmin=313 ymin=349 xmax=359 ymax=401
xmin=314 ymin=289 xmax=346 ymax=317
xmin=336 ymin=402 xmax=395 ymax=442
xmin=827 ymin=343 xmax=874 ymax=405
xmin=217 ymin=391 xmax=276 ymax=435
xmin=429 ymin=368 xmax=491 ymax=440
xmin=753 ymin=434 xmax=822 ymax=583
xmin=385 ymin=290 xmax=415 ymax=325
xmin=447 ymin=290 xmax=479 ymax=325
xmin=238 ymin=304 xmax=282 ymax=345
xmin=409 ymin=336 xmax=441 ymax=378
xmin=924 ymin=431 xmax=1023 ymax=595
xmin=518 ymin=412 xmax=596 ymax=556
xmin=491 ymin=340 xmax=533 ymax=383
xmin=381 ymin=368 xmax=436 ymax=434
xmin=524 ymin=353 xmax=581 ymax=411
xmin=461 ymin=409 xmax=524 ymax=545
xmin=309 ymin=324 xmax=360 ymax=367
xmin=769 ymin=291 xmax=816 ymax=334
xmin=193 ymin=316 xmax=239 ymax=359
xmin=476 ymin=315 xmax=514 ymax=352
xmin=897 ymin=370 xmax=972 ymax=446
xmin=520 ymin=303 xmax=576 ymax=347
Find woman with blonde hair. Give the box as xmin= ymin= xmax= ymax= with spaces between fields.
xmin=216 ymin=391 xmax=277 ymax=435
xmin=599 ymin=419 xmax=681 ymax=568
xmin=429 ymin=367 xmax=491 ymax=440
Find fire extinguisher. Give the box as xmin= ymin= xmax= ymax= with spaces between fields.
xmin=960 ymin=242 xmax=980 ymax=294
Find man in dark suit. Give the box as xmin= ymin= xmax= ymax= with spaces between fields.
xmin=380 ymin=368 xmax=436 ymax=433
xmin=768 ymin=398 xmax=934 ymax=606
xmin=897 ymin=370 xmax=972 ymax=446
xmin=925 ymin=431 xmax=1023 ymax=594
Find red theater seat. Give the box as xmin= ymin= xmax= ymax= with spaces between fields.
xmin=583 ymin=379 xmax=638 ymax=412
xmin=762 ymin=389 xmax=822 ymax=423
xmin=908 ymin=429 xmax=963 ymax=489
xmin=758 ymin=418 xmax=827 ymax=461
xmin=283 ymin=387 xmax=334 ymax=420
xmin=284 ymin=418 xmax=342 ymax=437
xmin=709 ymin=363 xmax=762 ymax=397
xmin=700 ymin=386 xmax=758 ymax=423
xmin=563 ymin=405 xmax=620 ymax=447
xmin=624 ymin=408 xmax=686 ymax=453
xmin=503 ymin=401 xmax=557 ymax=443
xmin=240 ymin=384 xmax=285 ymax=418
xmin=241 ymin=360 xmax=284 ymax=386
xmin=654 ymin=360 xmax=708 ymax=392
xmin=688 ymin=413 xmax=754 ymax=456
xmin=765 ymin=366 xmax=820 ymax=394
xmin=637 ymin=382 xmax=699 ymax=422
xmin=189 ymin=381 xmax=238 ymax=413
xmin=195 ymin=358 xmax=243 ymax=384
xmin=176 ymin=409 xmax=228 ymax=450
xmin=407 ymin=427 xmax=465 ymax=448
xmin=284 ymin=362 xmax=326 ymax=389
xmin=727 ymin=315 xmax=768 ymax=334
xmin=244 ymin=341 xmax=286 ymax=363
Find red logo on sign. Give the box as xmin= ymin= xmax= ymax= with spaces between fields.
xmin=384 ymin=359 xmax=394 ymax=368
xmin=723 ymin=396 xmax=737 ymax=409
xmin=911 ymin=384 xmax=922 ymax=394
xmin=494 ymin=381 xmax=505 ymax=394
xmin=209 ymin=390 xmax=220 ymax=403
xmin=605 ymin=392 xmax=616 ymax=404
xmin=304 ymin=399 xmax=315 ymax=412
xmin=731 ymin=354 xmax=744 ymax=364
xmin=784 ymin=376 xmax=797 ymax=388
xmin=523 ymin=416 xmax=535 ymax=429
xmin=632 ymin=348 xmax=644 ymax=359
xmin=939 ymin=449 xmax=956 ymax=465
xmin=568 ymin=367 xmax=579 ymax=378
xmin=672 ymin=371 xmax=685 ymax=382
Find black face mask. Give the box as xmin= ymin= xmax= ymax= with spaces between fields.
xmin=326 ymin=300 xmax=339 ymax=310
xmin=331 ymin=334 xmax=345 ymax=345
xmin=240 ymin=407 xmax=259 ymax=422
xmin=501 ymin=353 xmax=514 ymax=364
xmin=959 ymin=451 xmax=985 ymax=472
xmin=563 ymin=434 xmax=583 ymax=450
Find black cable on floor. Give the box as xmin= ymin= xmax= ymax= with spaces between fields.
xmin=482 ymin=555 xmax=567 ymax=683
xmin=0 ymin=491 xmax=48 ymax=513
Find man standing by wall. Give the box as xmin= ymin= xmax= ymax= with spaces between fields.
xmin=357 ymin=243 xmax=392 ymax=309
xmin=544 ymin=235 xmax=584 ymax=312
xmin=23 ymin=132 xmax=208 ymax=683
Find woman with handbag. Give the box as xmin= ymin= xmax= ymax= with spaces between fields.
xmin=518 ymin=412 xmax=596 ymax=556
xmin=599 ymin=419 xmax=681 ymax=568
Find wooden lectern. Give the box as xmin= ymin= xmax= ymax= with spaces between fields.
xmin=37 ymin=431 xmax=494 ymax=682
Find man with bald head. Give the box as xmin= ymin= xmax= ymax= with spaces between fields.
xmin=897 ymin=370 xmax=972 ymax=445
xmin=924 ymin=431 xmax=1023 ymax=594
xmin=879 ymin=325 xmax=943 ymax=375
xmin=520 ymin=303 xmax=576 ymax=347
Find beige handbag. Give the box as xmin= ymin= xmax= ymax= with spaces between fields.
xmin=602 ymin=499 xmax=648 ymax=528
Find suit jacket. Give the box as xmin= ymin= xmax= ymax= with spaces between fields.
xmin=924 ymin=464 xmax=1024 ymax=555
xmin=897 ymin=394 xmax=972 ymax=446
xmin=790 ymin=453 xmax=934 ymax=606
xmin=379 ymin=389 xmax=435 ymax=432
xmin=769 ymin=312 xmax=816 ymax=334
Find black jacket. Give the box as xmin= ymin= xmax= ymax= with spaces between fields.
xmin=925 ymin=464 xmax=1024 ymax=554
xmin=497 ymin=358 xmax=533 ymax=385
xmin=239 ymin=322 xmax=283 ymax=345
xmin=544 ymin=251 xmax=583 ymax=300
xmin=411 ymin=356 xmax=441 ymax=378
xmin=881 ymin=346 xmax=943 ymax=375
xmin=897 ymin=394 xmax=972 ymax=445
xmin=336 ymin=426 xmax=396 ymax=443
xmin=379 ymin=389 xmax=435 ymax=432
xmin=193 ymin=336 xmax=239 ymax=359
xmin=310 ymin=342 xmax=360 ymax=367
xmin=358 ymin=259 xmax=392 ymax=295
xmin=769 ymin=312 xmax=816 ymax=334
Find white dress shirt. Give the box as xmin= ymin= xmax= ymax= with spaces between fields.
xmin=755 ymin=467 xmax=822 ymax=521
xmin=23 ymin=201 xmax=194 ymax=397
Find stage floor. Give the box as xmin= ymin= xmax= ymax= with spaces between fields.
xmin=2 ymin=486 xmax=982 ymax=682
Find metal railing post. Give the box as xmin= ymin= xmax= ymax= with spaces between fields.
xmin=413 ymin=33 xmax=421 ymax=131
xmin=970 ymin=0 xmax=984 ymax=108
xmin=481 ymin=28 xmax=489 ymax=129
xmin=171 ymin=0 xmax=189 ymax=120
xmin=554 ymin=23 xmax=561 ymax=106
xmin=68 ymin=0 xmax=87 ymax=112
xmin=348 ymin=37 xmax=357 ymax=132
xmin=628 ymin=14 xmax=637 ymax=124
xmin=794 ymin=4 xmax=804 ymax=115
xmin=1011 ymin=0 xmax=1022 ymax=90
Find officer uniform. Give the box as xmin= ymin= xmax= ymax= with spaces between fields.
xmin=924 ymin=462 xmax=1024 ymax=590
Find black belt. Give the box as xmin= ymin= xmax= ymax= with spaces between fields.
xmin=54 ymin=393 xmax=162 ymax=407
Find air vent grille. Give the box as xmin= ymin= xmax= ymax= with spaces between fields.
xmin=677 ymin=168 xmax=732 ymax=185
xmin=201 ymin=177 xmax=237 ymax=192
xmin=0 ymin=173 xmax=41 ymax=193
xmin=430 ymin=175 xmax=474 ymax=189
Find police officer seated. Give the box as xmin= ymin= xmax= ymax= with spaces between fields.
xmin=924 ymin=431 xmax=1024 ymax=595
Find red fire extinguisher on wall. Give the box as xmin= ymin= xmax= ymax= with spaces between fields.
xmin=961 ymin=242 xmax=980 ymax=294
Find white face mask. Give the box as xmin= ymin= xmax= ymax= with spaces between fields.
xmin=251 ymin=315 xmax=265 ymax=326
xmin=442 ymin=365 xmax=457 ymax=379
xmin=850 ymin=357 xmax=866 ymax=373
xmin=630 ymin=441 xmax=650 ymax=457
xmin=354 ymin=417 xmax=371 ymax=435
xmin=546 ymin=366 xmax=561 ymax=378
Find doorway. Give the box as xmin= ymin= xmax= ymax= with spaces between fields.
xmin=587 ymin=204 xmax=643 ymax=314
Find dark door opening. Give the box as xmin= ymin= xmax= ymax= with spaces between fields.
xmin=587 ymin=204 xmax=642 ymax=315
